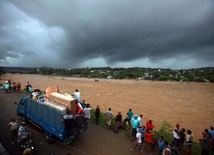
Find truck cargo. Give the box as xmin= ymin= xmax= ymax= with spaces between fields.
xmin=16 ymin=92 xmax=87 ymax=144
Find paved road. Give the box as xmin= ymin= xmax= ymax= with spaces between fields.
xmin=0 ymin=90 xmax=158 ymax=155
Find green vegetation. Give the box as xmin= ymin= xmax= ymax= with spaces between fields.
xmin=2 ymin=66 xmax=214 ymax=83
xmin=0 ymin=67 xmax=6 ymax=76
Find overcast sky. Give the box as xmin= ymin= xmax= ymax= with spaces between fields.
xmin=0 ymin=0 xmax=214 ymax=69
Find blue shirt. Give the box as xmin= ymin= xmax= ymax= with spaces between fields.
xmin=139 ymin=127 xmax=146 ymax=138
xmin=127 ymin=111 xmax=133 ymax=119
xmin=130 ymin=118 xmax=140 ymax=128
xmin=158 ymin=140 xmax=164 ymax=151
xmin=209 ymin=129 xmax=214 ymax=138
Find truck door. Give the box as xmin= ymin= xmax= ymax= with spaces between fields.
xmin=16 ymin=98 xmax=25 ymax=116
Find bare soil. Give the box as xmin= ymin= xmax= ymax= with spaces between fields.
xmin=1 ymin=73 xmax=214 ymax=142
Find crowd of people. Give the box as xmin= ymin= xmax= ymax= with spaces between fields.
xmin=101 ymin=107 xmax=214 ymax=155
xmin=2 ymin=79 xmax=21 ymax=93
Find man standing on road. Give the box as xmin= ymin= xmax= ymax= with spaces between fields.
xmin=106 ymin=108 xmax=113 ymax=128
xmin=17 ymin=125 xmax=27 ymax=142
xmin=25 ymin=82 xmax=30 ymax=94
xmin=138 ymin=114 xmax=143 ymax=127
xmin=95 ymin=105 xmax=100 ymax=126
xmin=6 ymin=118 xmax=19 ymax=145
xmin=83 ymin=104 xmax=92 ymax=123
xmin=123 ymin=109 xmax=133 ymax=130
xmin=130 ymin=114 xmax=140 ymax=141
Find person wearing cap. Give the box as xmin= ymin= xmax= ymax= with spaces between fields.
xmin=172 ymin=123 xmax=181 ymax=148
xmin=123 ymin=108 xmax=133 ymax=130
xmin=130 ymin=114 xmax=140 ymax=141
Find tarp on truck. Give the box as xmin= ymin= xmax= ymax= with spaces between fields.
xmin=45 ymin=86 xmax=59 ymax=99
xmin=43 ymin=101 xmax=67 ymax=114
xmin=49 ymin=92 xmax=76 ymax=115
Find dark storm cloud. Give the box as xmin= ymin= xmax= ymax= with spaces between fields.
xmin=0 ymin=0 xmax=214 ymax=69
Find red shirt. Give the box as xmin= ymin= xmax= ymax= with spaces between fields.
xmin=146 ymin=121 xmax=154 ymax=130
xmin=145 ymin=132 xmax=153 ymax=143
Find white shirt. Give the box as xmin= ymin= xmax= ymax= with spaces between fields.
xmin=32 ymin=92 xmax=39 ymax=96
xmin=138 ymin=117 xmax=142 ymax=126
xmin=83 ymin=108 xmax=92 ymax=119
xmin=63 ymin=115 xmax=73 ymax=119
xmin=18 ymin=126 xmax=27 ymax=139
xmin=106 ymin=110 xmax=113 ymax=118
xmin=136 ymin=132 xmax=142 ymax=143
xmin=73 ymin=92 xmax=81 ymax=102
xmin=173 ymin=128 xmax=180 ymax=139
xmin=78 ymin=102 xmax=83 ymax=109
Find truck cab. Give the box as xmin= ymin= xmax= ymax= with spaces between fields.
xmin=16 ymin=97 xmax=27 ymax=117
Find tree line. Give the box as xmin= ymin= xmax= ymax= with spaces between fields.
xmin=1 ymin=66 xmax=214 ymax=83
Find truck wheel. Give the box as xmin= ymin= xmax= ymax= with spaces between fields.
xmin=43 ymin=131 xmax=52 ymax=143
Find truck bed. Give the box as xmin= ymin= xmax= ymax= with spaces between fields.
xmin=25 ymin=98 xmax=66 ymax=140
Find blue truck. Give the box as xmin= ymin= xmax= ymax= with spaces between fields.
xmin=16 ymin=95 xmax=87 ymax=144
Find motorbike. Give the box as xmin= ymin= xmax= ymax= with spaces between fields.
xmin=19 ymin=132 xmax=36 ymax=155
xmin=170 ymin=143 xmax=180 ymax=155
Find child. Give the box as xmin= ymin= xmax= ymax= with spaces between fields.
xmin=158 ymin=136 xmax=165 ymax=153
xmin=130 ymin=128 xmax=142 ymax=152
xmin=184 ymin=130 xmax=193 ymax=155
xmin=139 ymin=125 xmax=146 ymax=143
